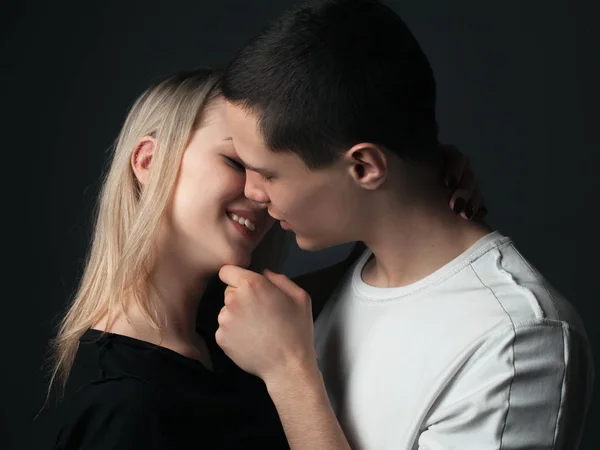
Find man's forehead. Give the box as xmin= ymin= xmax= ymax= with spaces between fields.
xmin=225 ymin=101 xmax=261 ymax=129
xmin=224 ymin=103 xmax=306 ymax=172
xmin=225 ymin=107 xmax=266 ymax=149
xmin=225 ymin=136 xmax=273 ymax=174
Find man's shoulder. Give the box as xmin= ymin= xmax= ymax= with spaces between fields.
xmin=471 ymin=239 xmax=587 ymax=333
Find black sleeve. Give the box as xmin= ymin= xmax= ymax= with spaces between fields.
xmin=53 ymin=378 xmax=170 ymax=450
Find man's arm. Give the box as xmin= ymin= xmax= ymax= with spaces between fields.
xmin=264 ymin=359 xmax=351 ymax=450
xmin=263 ymin=320 xmax=594 ymax=450
xmin=216 ymin=266 xmax=594 ymax=450
xmin=419 ymin=322 xmax=594 ymax=449
xmin=216 ymin=266 xmax=354 ymax=450
xmin=258 ymin=243 xmax=367 ymax=449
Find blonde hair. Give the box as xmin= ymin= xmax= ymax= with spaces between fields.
xmin=47 ymin=69 xmax=288 ymax=398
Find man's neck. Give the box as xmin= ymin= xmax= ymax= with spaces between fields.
xmin=361 ymin=190 xmax=490 ymax=288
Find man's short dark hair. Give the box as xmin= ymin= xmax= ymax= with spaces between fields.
xmin=222 ymin=0 xmax=440 ymax=169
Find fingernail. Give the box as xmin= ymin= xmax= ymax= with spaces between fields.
xmin=453 ymin=198 xmax=465 ymax=214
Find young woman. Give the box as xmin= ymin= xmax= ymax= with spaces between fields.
xmin=45 ymin=68 xmax=482 ymax=449
xmin=47 ymin=69 xmax=290 ymax=449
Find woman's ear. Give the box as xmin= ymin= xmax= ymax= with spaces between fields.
xmin=131 ymin=136 xmax=156 ymax=186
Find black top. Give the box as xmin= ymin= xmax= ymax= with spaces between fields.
xmin=50 ymin=327 xmax=289 ymax=449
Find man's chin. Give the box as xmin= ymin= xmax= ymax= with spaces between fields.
xmin=295 ymin=234 xmax=328 ymax=252
xmin=295 ymin=233 xmax=352 ymax=252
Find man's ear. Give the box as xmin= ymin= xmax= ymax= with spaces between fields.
xmin=343 ymin=143 xmax=388 ymax=190
xmin=131 ymin=136 xmax=156 ymax=186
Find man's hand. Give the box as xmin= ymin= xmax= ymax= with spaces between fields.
xmin=216 ymin=265 xmax=318 ymax=385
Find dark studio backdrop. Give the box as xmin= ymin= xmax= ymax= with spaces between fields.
xmin=2 ymin=0 xmax=598 ymax=448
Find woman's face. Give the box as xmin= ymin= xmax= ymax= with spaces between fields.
xmin=162 ymin=97 xmax=274 ymax=272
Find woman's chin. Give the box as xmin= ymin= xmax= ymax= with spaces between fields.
xmin=220 ymin=250 xmax=252 ymax=269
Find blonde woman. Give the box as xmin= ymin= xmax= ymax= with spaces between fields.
xmin=45 ymin=68 xmax=481 ymax=449
xmin=47 ymin=68 xmax=290 ymax=449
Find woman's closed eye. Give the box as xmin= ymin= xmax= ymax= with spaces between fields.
xmin=224 ymin=156 xmax=246 ymax=173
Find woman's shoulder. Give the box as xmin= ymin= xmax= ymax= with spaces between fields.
xmin=64 ymin=375 xmax=162 ymax=425
xmin=54 ymin=377 xmax=169 ymax=449
xmin=75 ymin=375 xmax=158 ymax=403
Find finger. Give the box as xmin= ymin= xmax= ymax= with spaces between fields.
xmin=440 ymin=144 xmax=467 ymax=189
xmin=215 ymin=328 xmax=225 ymax=348
xmin=449 ymin=188 xmax=471 ymax=216
xmin=471 ymin=197 xmax=488 ymax=222
xmin=263 ymin=269 xmax=310 ymax=302
xmin=463 ymin=188 xmax=483 ymax=220
xmin=218 ymin=264 xmax=252 ymax=288
xmin=455 ymin=161 xmax=476 ymax=195
xmin=217 ymin=305 xmax=228 ymax=325
xmin=224 ymin=286 xmax=236 ymax=307
xmin=468 ymin=182 xmax=488 ymax=220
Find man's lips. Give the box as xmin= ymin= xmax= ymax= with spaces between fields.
xmin=268 ymin=211 xmax=291 ymax=231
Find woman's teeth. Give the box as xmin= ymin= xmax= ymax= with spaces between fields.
xmin=228 ymin=213 xmax=256 ymax=232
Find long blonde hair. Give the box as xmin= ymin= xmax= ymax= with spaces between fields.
xmin=47 ymin=69 xmax=288 ymax=397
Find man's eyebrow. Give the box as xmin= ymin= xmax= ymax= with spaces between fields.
xmin=244 ymin=161 xmax=276 ymax=177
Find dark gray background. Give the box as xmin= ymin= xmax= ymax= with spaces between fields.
xmin=3 ymin=0 xmax=598 ymax=448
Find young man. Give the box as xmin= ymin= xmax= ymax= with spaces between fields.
xmin=215 ymin=1 xmax=594 ymax=448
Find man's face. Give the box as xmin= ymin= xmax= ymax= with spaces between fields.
xmin=225 ymin=102 xmax=360 ymax=251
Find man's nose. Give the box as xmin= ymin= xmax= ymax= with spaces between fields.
xmin=244 ymin=172 xmax=269 ymax=205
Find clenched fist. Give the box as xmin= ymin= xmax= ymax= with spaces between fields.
xmin=216 ymin=266 xmax=318 ymax=385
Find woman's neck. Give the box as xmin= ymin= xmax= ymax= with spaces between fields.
xmin=93 ymin=253 xmax=216 ymax=368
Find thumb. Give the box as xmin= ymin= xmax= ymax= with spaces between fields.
xmin=263 ymin=269 xmax=307 ymax=301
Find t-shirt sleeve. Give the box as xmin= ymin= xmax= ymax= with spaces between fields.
xmin=53 ymin=378 xmax=171 ymax=450
xmin=417 ymin=322 xmax=594 ymax=449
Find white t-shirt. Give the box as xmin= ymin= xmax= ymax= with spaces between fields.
xmin=314 ymin=231 xmax=593 ymax=449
